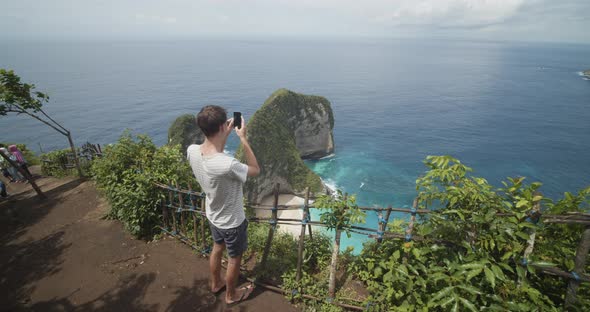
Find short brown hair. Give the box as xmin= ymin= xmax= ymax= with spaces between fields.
xmin=197 ymin=105 xmax=227 ymax=137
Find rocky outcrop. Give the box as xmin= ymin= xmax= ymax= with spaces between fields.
xmin=236 ymin=89 xmax=334 ymax=204
xmin=168 ymin=114 xmax=204 ymax=155
xmin=583 ymin=70 xmax=590 ymax=78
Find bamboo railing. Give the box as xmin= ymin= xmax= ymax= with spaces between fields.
xmin=155 ymin=182 xmax=590 ymax=310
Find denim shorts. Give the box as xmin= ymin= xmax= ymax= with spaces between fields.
xmin=209 ymin=219 xmax=248 ymax=258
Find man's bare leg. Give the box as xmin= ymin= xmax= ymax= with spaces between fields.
xmin=210 ymin=242 xmax=225 ymax=292
xmin=225 ymin=255 xmax=244 ymax=303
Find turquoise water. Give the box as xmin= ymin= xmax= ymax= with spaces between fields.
xmin=2 ymin=38 xmax=590 ymax=251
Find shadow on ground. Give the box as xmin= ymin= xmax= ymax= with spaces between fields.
xmin=0 ymin=178 xmax=87 ymax=310
xmin=21 ymin=275 xmax=225 ymax=312
xmin=0 ymin=178 xmax=86 ymax=244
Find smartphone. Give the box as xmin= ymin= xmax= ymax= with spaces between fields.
xmin=233 ymin=112 xmax=242 ymax=129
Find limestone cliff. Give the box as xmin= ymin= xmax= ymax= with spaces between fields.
xmin=168 ymin=114 xmax=204 ymax=155
xmin=236 ymin=89 xmax=335 ymax=203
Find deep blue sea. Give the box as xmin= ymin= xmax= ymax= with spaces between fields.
xmin=2 ymin=38 xmax=590 ymax=251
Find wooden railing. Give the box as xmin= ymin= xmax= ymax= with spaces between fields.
xmin=155 ymin=182 xmax=590 ymax=310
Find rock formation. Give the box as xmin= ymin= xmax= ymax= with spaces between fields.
xmin=168 ymin=114 xmax=204 ymax=155
xmin=237 ymin=89 xmax=335 ymax=203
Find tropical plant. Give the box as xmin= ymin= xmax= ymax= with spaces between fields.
xmin=91 ymin=131 xmax=199 ymax=238
xmin=351 ymin=155 xmax=588 ymax=311
xmin=41 ymin=148 xmax=81 ymax=177
xmin=315 ymin=191 xmax=366 ymax=299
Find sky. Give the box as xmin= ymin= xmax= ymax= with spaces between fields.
xmin=1 ymin=0 xmax=589 ymax=43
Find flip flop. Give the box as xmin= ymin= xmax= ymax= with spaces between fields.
xmin=226 ymin=283 xmax=255 ymax=307
xmin=212 ymin=283 xmax=226 ymax=295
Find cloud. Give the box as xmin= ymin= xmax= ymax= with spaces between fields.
xmin=0 ymin=0 xmax=588 ymax=43
xmin=135 ymin=13 xmax=177 ymax=24
xmin=372 ymin=0 xmax=526 ymax=29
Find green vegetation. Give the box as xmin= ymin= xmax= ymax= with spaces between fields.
xmin=236 ymin=89 xmax=332 ymax=202
xmin=40 ymin=148 xmax=93 ymax=177
xmin=316 ymin=191 xmax=365 ymax=236
xmin=350 ymin=156 xmax=590 ymax=311
xmin=167 ymin=114 xmax=203 ymax=155
xmin=33 ymin=127 xmax=589 ymax=311
xmin=91 ymin=131 xmax=199 ymax=238
xmin=267 ymin=156 xmax=590 ymax=311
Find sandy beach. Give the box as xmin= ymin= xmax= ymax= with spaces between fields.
xmin=257 ymin=194 xmax=314 ymax=237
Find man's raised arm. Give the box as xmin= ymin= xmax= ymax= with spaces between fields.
xmin=235 ymin=116 xmax=260 ymax=177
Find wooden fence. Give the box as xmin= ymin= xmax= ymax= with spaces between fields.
xmin=41 ymin=142 xmax=103 ymax=170
xmin=155 ymin=182 xmax=590 ymax=311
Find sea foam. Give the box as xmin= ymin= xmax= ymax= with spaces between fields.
xmin=321 ymin=178 xmax=340 ymax=194
xmin=319 ymin=153 xmax=336 ymax=160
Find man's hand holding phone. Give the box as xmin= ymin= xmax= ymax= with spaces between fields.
xmin=235 ymin=116 xmax=247 ymax=140
xmin=233 ymin=112 xmax=259 ymax=176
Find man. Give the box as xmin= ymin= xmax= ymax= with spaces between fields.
xmin=187 ymin=105 xmax=260 ymax=306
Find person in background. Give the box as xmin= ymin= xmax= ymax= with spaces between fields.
xmin=0 ymin=147 xmax=25 ymax=183
xmin=8 ymin=145 xmax=32 ymax=178
xmin=187 ymin=105 xmax=260 ymax=306
xmin=0 ymin=180 xmax=7 ymax=198
xmin=0 ymin=152 xmax=15 ymax=182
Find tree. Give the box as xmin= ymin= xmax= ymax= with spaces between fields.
xmin=0 ymin=69 xmax=83 ymax=177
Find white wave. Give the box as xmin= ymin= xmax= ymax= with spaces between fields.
xmin=577 ymin=71 xmax=584 ymax=76
xmin=319 ymin=153 xmax=336 ymax=160
xmin=321 ymin=178 xmax=340 ymax=194
xmin=360 ymin=182 xmax=365 ymax=189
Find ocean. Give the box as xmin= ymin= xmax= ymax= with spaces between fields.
xmin=2 ymin=38 xmax=590 ymax=251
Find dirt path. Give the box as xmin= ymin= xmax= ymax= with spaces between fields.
xmin=0 ymin=171 xmax=298 ymax=312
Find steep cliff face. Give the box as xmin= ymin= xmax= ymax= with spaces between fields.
xmin=168 ymin=114 xmax=204 ymax=155
xmin=236 ymin=89 xmax=335 ymax=203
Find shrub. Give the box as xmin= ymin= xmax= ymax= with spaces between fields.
xmin=91 ymin=131 xmax=199 ymax=238
xmin=246 ymin=221 xmax=299 ymax=281
xmin=351 ymin=156 xmax=589 ymax=311
xmin=40 ymin=148 xmax=94 ymax=177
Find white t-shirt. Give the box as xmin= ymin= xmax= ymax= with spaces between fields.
xmin=187 ymin=144 xmax=249 ymax=229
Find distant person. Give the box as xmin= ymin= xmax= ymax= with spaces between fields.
xmin=0 ymin=152 xmax=15 ymax=182
xmin=187 ymin=105 xmax=260 ymax=306
xmin=0 ymin=147 xmax=25 ymax=183
xmin=0 ymin=180 xmax=7 ymax=198
xmin=8 ymin=145 xmax=32 ymax=178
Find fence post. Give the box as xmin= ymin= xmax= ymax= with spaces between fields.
xmin=200 ymin=192 xmax=207 ymax=251
xmin=168 ymin=187 xmax=178 ymax=234
xmin=377 ymin=205 xmax=393 ymax=244
xmin=385 ymin=205 xmax=393 ymax=232
xmin=176 ymin=182 xmax=185 ymax=235
xmin=403 ymin=198 xmax=418 ymax=262
xmin=520 ymin=200 xmax=541 ymax=284
xmin=296 ymin=187 xmax=310 ymax=283
xmin=261 ymin=183 xmax=280 ymax=271
xmin=376 ymin=211 xmax=384 ymax=243
xmin=306 ymin=188 xmax=313 ymax=240
xmin=188 ymin=183 xmax=199 ymax=245
xmin=328 ymin=193 xmax=347 ymax=300
xmin=161 ymin=200 xmax=168 ymax=230
xmin=564 ymin=226 xmax=590 ymax=308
